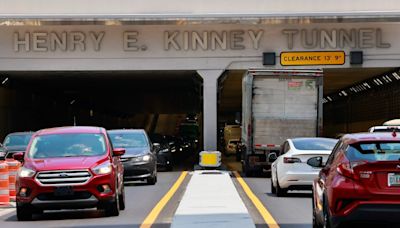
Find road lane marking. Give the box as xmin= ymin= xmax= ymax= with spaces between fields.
xmin=233 ymin=171 xmax=280 ymax=228
xmin=140 ymin=171 xmax=188 ymax=228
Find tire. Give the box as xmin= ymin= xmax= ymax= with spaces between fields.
xmin=147 ymin=174 xmax=157 ymax=185
xmin=166 ymin=164 xmax=173 ymax=171
xmin=312 ymin=192 xmax=323 ymax=228
xmin=271 ymin=178 xmax=276 ymax=194
xmin=104 ymin=185 xmax=120 ymax=216
xmin=119 ymin=184 xmax=126 ymax=211
xmin=322 ymin=201 xmax=333 ymax=228
xmin=276 ymin=172 xmax=287 ymax=197
xmin=16 ymin=204 xmax=33 ymax=221
xmin=243 ymin=162 xmax=253 ymax=177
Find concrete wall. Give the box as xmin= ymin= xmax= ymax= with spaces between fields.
xmin=0 ymin=0 xmax=399 ymax=16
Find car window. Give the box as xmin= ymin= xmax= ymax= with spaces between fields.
xmin=325 ymin=140 xmax=342 ymax=166
xmin=109 ymin=132 xmax=148 ymax=148
xmin=291 ymin=138 xmax=337 ymax=150
xmin=4 ymin=134 xmax=33 ymax=147
xmin=346 ymin=142 xmax=400 ymax=162
xmin=281 ymin=141 xmax=290 ymax=155
xmin=28 ymin=133 xmax=106 ymax=158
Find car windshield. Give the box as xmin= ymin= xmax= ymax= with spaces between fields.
xmin=109 ymin=132 xmax=148 ymax=148
xmin=28 ymin=133 xmax=106 ymax=158
xmin=292 ymin=138 xmax=337 ymax=150
xmin=3 ymin=133 xmax=33 ymax=147
xmin=346 ymin=142 xmax=400 ymax=162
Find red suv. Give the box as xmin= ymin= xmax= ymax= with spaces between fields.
xmin=14 ymin=126 xmax=126 ymax=221
xmin=310 ymin=132 xmax=400 ymax=227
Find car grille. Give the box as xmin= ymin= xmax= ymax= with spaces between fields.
xmin=37 ymin=191 xmax=92 ymax=201
xmin=36 ymin=170 xmax=92 ymax=186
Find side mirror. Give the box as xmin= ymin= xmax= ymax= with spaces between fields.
xmin=307 ymin=156 xmax=324 ymax=168
xmin=267 ymin=152 xmax=278 ymax=163
xmin=13 ymin=152 xmax=24 ymax=162
xmin=113 ymin=148 xmax=125 ymax=156
xmin=153 ymin=143 xmax=161 ymax=152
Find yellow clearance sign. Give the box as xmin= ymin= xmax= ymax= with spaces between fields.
xmin=280 ymin=51 xmax=345 ymax=66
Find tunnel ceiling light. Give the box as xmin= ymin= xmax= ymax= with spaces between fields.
xmin=1 ymin=77 xmax=8 ymax=85
xmin=325 ymin=68 xmax=400 ymax=104
xmin=392 ymin=72 xmax=400 ymax=80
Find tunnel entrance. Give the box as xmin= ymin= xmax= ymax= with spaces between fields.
xmin=218 ymin=68 xmax=400 ymax=172
xmin=0 ymin=71 xmax=203 ymax=169
xmin=323 ymin=67 xmax=399 ymax=137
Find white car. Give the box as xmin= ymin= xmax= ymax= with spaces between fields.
xmin=270 ymin=137 xmax=337 ymax=196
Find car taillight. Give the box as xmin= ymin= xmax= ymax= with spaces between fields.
xmin=283 ymin=157 xmax=301 ymax=163
xmin=337 ymin=162 xmax=354 ymax=179
xmin=336 ymin=161 xmax=366 ymax=180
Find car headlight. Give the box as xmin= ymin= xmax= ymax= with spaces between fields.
xmin=159 ymin=148 xmax=169 ymax=153
xmin=92 ymin=162 xmax=112 ymax=175
xmin=142 ymin=155 xmax=151 ymax=161
xmin=18 ymin=167 xmax=36 ymax=178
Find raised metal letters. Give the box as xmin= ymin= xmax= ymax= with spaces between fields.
xmin=282 ymin=28 xmax=391 ymax=50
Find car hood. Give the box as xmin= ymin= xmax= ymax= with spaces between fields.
xmin=122 ymin=147 xmax=150 ymax=158
xmin=26 ymin=156 xmax=108 ymax=171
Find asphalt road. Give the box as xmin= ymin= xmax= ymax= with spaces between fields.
xmin=236 ymin=175 xmax=312 ymax=228
xmin=0 ymin=172 xmax=186 ymax=228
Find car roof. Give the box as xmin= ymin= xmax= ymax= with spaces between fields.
xmin=341 ymin=132 xmax=400 ymax=144
xmin=36 ymin=126 xmax=104 ymax=136
xmin=369 ymin=125 xmax=399 ymax=130
xmin=5 ymin=131 xmax=35 ymax=136
xmin=289 ymin=137 xmax=337 ymax=142
xmin=107 ymin=129 xmax=146 ymax=134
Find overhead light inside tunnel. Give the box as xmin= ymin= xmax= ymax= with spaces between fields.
xmin=324 ymin=68 xmax=400 ymax=103
xmin=1 ymin=77 xmax=8 ymax=85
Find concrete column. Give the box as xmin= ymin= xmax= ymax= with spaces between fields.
xmin=197 ymin=70 xmax=224 ymax=151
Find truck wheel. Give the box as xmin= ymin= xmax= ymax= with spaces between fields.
xmin=16 ymin=204 xmax=33 ymax=221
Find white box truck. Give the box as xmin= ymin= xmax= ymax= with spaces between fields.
xmin=240 ymin=69 xmax=323 ymax=176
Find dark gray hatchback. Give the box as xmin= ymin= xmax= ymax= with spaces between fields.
xmin=108 ymin=129 xmax=158 ymax=185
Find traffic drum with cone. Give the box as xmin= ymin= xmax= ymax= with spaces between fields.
xmin=6 ymin=160 xmax=21 ymax=202
xmin=0 ymin=162 xmax=9 ymax=206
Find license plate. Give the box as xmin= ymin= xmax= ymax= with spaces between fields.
xmin=54 ymin=186 xmax=74 ymax=196
xmin=388 ymin=173 xmax=400 ymax=187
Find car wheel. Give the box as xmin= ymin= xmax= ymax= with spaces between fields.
xmin=276 ymin=172 xmax=287 ymax=197
xmin=147 ymin=174 xmax=157 ymax=185
xmin=16 ymin=204 xmax=33 ymax=221
xmin=322 ymin=200 xmax=333 ymax=228
xmin=166 ymin=164 xmax=173 ymax=171
xmin=312 ymin=193 xmax=323 ymax=228
xmin=104 ymin=186 xmax=120 ymax=216
xmin=119 ymin=184 xmax=126 ymax=211
xmin=270 ymin=178 xmax=277 ymax=194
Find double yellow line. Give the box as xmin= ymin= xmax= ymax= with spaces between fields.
xmin=233 ymin=171 xmax=280 ymax=228
xmin=140 ymin=171 xmax=188 ymax=228
xmin=140 ymin=170 xmax=279 ymax=228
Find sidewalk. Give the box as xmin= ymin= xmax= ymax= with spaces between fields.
xmin=171 ymin=170 xmax=255 ymax=228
